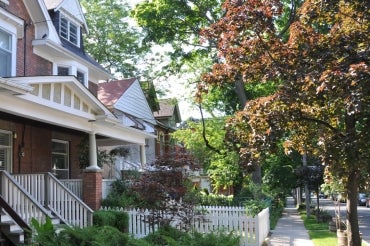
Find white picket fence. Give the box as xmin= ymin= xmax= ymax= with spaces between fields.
xmin=101 ymin=206 xmax=270 ymax=246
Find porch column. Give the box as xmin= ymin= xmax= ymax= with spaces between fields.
xmin=87 ymin=131 xmax=99 ymax=170
xmin=140 ymin=144 xmax=146 ymax=169
xmin=83 ymin=131 xmax=102 ymax=210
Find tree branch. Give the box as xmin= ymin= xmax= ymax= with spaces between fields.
xmin=299 ymin=111 xmax=345 ymax=137
xmin=199 ymin=104 xmax=222 ymax=155
xmin=278 ymin=0 xmax=296 ymax=38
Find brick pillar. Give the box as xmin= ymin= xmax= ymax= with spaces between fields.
xmin=83 ymin=169 xmax=102 ymax=211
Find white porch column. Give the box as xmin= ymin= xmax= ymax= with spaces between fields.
xmin=140 ymin=144 xmax=146 ymax=169
xmin=87 ymin=131 xmax=100 ymax=170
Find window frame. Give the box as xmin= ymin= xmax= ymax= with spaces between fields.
xmin=76 ymin=70 xmax=85 ymax=85
xmin=0 ymin=129 xmax=12 ymax=172
xmin=59 ymin=14 xmax=80 ymax=47
xmin=51 ymin=139 xmax=70 ymax=179
xmin=0 ymin=26 xmax=16 ymax=77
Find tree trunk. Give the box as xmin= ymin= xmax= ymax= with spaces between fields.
xmin=234 ymin=77 xmax=247 ymax=108
xmin=345 ymin=112 xmax=361 ymax=246
xmin=346 ymin=170 xmax=361 ymax=246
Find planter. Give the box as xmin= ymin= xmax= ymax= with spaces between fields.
xmin=337 ymin=229 xmax=347 ymax=246
xmin=328 ymin=220 xmax=336 ymax=232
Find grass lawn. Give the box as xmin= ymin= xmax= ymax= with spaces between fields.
xmin=300 ymin=212 xmax=337 ymax=246
xmin=300 ymin=211 xmax=366 ymax=246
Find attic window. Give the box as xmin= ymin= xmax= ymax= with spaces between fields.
xmin=60 ymin=14 xmax=79 ymax=46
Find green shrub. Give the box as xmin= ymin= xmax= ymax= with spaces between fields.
xmin=93 ymin=210 xmax=129 ymax=232
xmin=190 ymin=230 xmax=239 ymax=246
xmin=143 ymin=226 xmax=239 ymax=246
xmin=59 ymin=225 xmax=128 ymax=245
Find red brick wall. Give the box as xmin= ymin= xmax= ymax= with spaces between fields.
xmin=83 ymin=170 xmax=102 ymax=210
xmin=88 ymin=81 xmax=98 ymax=97
xmin=0 ymin=113 xmax=84 ymax=178
xmin=6 ymin=0 xmax=52 ymax=76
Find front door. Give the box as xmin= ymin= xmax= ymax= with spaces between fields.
xmin=0 ymin=130 xmax=12 ymax=172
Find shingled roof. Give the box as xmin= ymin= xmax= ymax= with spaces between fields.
xmin=97 ymin=78 xmax=136 ymax=108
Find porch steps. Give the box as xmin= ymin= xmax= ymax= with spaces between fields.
xmin=0 ymin=213 xmax=25 ymax=245
xmin=0 ymin=211 xmax=61 ymax=245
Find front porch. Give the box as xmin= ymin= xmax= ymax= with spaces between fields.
xmin=0 ymin=76 xmax=155 ymax=244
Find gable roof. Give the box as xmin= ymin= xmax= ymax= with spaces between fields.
xmin=44 ymin=0 xmax=88 ymax=33
xmin=154 ymin=99 xmax=182 ymax=122
xmin=98 ymin=78 xmax=156 ymax=125
xmin=98 ymin=78 xmax=136 ymax=108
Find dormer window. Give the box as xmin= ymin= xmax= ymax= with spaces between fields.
xmin=60 ymin=14 xmax=79 ymax=46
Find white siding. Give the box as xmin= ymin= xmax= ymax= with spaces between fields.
xmin=114 ymin=80 xmax=156 ymax=125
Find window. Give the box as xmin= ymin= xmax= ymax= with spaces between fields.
xmin=52 ymin=139 xmax=69 ymax=178
xmin=76 ymin=70 xmax=85 ymax=84
xmin=57 ymin=66 xmax=70 ymax=76
xmin=0 ymin=29 xmax=12 ymax=77
xmin=0 ymin=130 xmax=12 ymax=172
xmin=60 ymin=14 xmax=79 ymax=46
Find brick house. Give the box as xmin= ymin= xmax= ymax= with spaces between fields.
xmin=0 ymin=0 xmax=155 ymax=243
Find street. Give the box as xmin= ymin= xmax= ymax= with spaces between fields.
xmin=313 ymin=198 xmax=370 ymax=243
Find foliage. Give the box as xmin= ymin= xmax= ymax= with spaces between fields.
xmin=93 ymin=210 xmax=129 ymax=232
xmin=261 ymin=146 xmax=300 ymax=196
xmin=200 ymin=0 xmax=369 ymax=243
xmin=101 ymin=179 xmax=142 ymax=208
xmin=269 ymin=197 xmax=285 ymax=229
xmin=77 ymin=134 xmax=130 ymax=169
xmin=173 ymin=118 xmax=243 ymax=192
xmin=58 ymin=226 xmax=129 ymax=246
xmin=295 ymin=165 xmax=324 ymax=191
xmin=30 ymin=218 xmax=129 ymax=246
xmin=29 ymin=217 xmax=57 ymax=245
xmin=29 ymin=219 xmax=240 ymax=246
xmin=299 ymin=210 xmax=337 ymax=246
xmin=80 ymin=0 xmax=145 ymax=77
xmin=243 ymin=200 xmax=269 ymax=217
xmin=143 ymin=225 xmax=239 ymax=246
xmin=195 ymin=192 xmax=234 ymax=206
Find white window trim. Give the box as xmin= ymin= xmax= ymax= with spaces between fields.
xmin=53 ymin=64 xmax=89 ymax=87
xmin=59 ymin=13 xmax=80 ymax=47
xmin=0 ymin=129 xmax=12 ymax=172
xmin=51 ymin=139 xmax=69 ymax=179
xmin=0 ymin=21 xmax=19 ymax=77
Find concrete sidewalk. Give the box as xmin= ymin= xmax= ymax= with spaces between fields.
xmin=266 ymin=197 xmax=314 ymax=246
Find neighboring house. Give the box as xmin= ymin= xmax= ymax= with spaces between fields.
xmin=153 ymin=99 xmax=181 ymax=157
xmin=0 ymin=0 xmax=155 ymax=243
xmin=98 ymin=78 xmax=157 ymax=177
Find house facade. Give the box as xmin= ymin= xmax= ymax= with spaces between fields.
xmin=98 ymin=78 xmax=157 ymax=177
xmin=0 ymin=1 xmax=156 ymax=242
xmin=153 ymin=98 xmax=181 ymax=157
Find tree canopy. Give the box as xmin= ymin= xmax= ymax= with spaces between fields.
xmin=200 ymin=0 xmax=369 ymax=244
xmin=81 ymin=0 xmax=145 ymax=77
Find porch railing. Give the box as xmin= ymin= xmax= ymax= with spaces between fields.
xmin=13 ymin=173 xmax=93 ymax=227
xmin=60 ymin=179 xmax=115 ymax=200
xmin=0 ymin=171 xmax=52 ymax=225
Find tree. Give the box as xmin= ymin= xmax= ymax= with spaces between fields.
xmin=200 ymin=0 xmax=370 ymax=245
xmin=133 ymin=0 xmax=249 ymax=115
xmin=81 ymin=0 xmax=145 ymax=77
xmin=173 ymin=118 xmax=242 ymax=192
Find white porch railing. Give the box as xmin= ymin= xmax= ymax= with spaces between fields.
xmin=0 ymin=171 xmax=52 ymax=225
xmin=101 ymin=206 xmax=270 ymax=246
xmin=60 ymin=179 xmax=83 ymax=199
xmin=13 ymin=173 xmax=93 ymax=227
xmin=60 ymin=179 xmax=115 ymax=200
